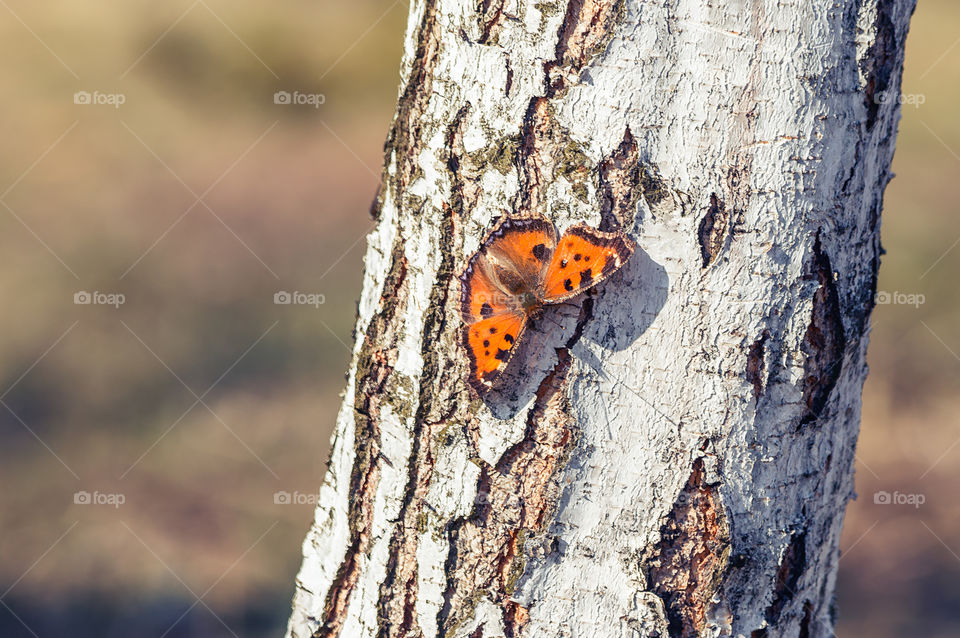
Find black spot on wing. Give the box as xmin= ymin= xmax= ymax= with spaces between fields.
xmin=563 ymin=278 xmax=573 ymax=292
xmin=480 ymin=303 xmax=493 ymax=318
xmin=495 ymin=348 xmax=511 ymax=361
xmin=504 ymin=333 xmax=515 ymax=344
xmin=580 ymin=268 xmax=593 ymax=286
xmin=532 ymin=243 xmax=547 ymax=261
xmin=574 ymin=253 xmax=582 ymax=261
xmin=489 ymin=327 xmax=498 ymax=334
xmin=483 ymin=339 xmax=490 ymax=347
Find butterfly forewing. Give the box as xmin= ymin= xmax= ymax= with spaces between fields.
xmin=481 ymin=217 xmax=558 ymax=291
xmin=459 ymin=216 xmax=558 ymax=322
xmin=541 ymin=224 xmax=635 ymax=302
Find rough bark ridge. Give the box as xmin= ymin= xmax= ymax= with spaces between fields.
xmin=287 ymin=0 xmax=916 ymax=636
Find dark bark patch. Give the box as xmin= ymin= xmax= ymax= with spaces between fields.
xmin=798 ymin=600 xmax=814 ymax=638
xmin=860 ymin=1 xmax=899 ymax=130
xmin=698 ymin=193 xmax=729 ymax=268
xmin=515 ymin=98 xmax=594 ymax=214
xmin=746 ymin=331 xmax=769 ymax=402
xmin=648 ymin=458 xmax=729 ymax=638
xmin=801 ymin=234 xmax=846 ymax=425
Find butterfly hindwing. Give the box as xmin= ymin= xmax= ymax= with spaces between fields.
xmin=541 ymin=223 xmax=635 ymax=302
xmin=463 ymin=311 xmax=527 ymax=392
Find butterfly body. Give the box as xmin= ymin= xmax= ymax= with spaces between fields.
xmin=459 ymin=215 xmax=636 ymax=394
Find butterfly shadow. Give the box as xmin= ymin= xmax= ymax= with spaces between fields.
xmin=579 ymin=245 xmax=668 ymax=353
xmin=481 ymin=247 xmax=667 ymax=419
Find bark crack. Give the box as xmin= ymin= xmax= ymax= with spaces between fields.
xmin=800 ymin=233 xmax=846 ymax=426
xmin=697 ymin=193 xmax=730 ymax=268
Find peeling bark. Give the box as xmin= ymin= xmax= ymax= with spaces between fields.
xmin=287 ymin=0 xmax=917 ymax=636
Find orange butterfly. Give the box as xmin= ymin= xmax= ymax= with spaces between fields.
xmin=459 ymin=215 xmax=636 ymax=393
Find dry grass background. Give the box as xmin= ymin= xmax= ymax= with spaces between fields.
xmin=0 ymin=1 xmax=956 ymax=636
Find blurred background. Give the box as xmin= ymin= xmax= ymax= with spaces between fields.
xmin=0 ymin=1 xmax=955 ymax=636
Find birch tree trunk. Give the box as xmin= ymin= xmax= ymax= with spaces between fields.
xmin=287 ymin=0 xmax=915 ymax=636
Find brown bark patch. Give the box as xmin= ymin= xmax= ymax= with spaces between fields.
xmin=648 ymin=458 xmax=729 ymax=638
xmin=698 ymin=193 xmax=729 ymax=268
xmin=598 ymin=127 xmax=641 ymax=232
xmin=800 ymin=234 xmax=845 ymax=425
xmin=314 ymin=240 xmax=409 ymax=638
xmin=546 ymin=0 xmax=624 ymax=95
xmin=477 ymin=0 xmax=507 ymax=44
xmin=447 ymin=104 xmax=482 ymax=215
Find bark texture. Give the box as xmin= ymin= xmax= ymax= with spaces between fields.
xmin=287 ymin=0 xmax=916 ymax=636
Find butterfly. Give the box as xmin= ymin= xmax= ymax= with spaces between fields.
xmin=459 ymin=215 xmax=636 ymax=394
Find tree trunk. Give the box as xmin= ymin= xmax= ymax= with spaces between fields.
xmin=286 ymin=0 xmax=915 ymax=636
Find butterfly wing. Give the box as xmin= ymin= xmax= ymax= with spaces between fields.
xmin=460 ymin=217 xmax=558 ymax=315
xmin=463 ymin=312 xmax=527 ymax=392
xmin=541 ymin=223 xmax=635 ymax=303
xmin=459 ymin=216 xmax=556 ymax=392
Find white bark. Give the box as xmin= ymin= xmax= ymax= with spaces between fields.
xmin=287 ymin=0 xmax=915 ymax=636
